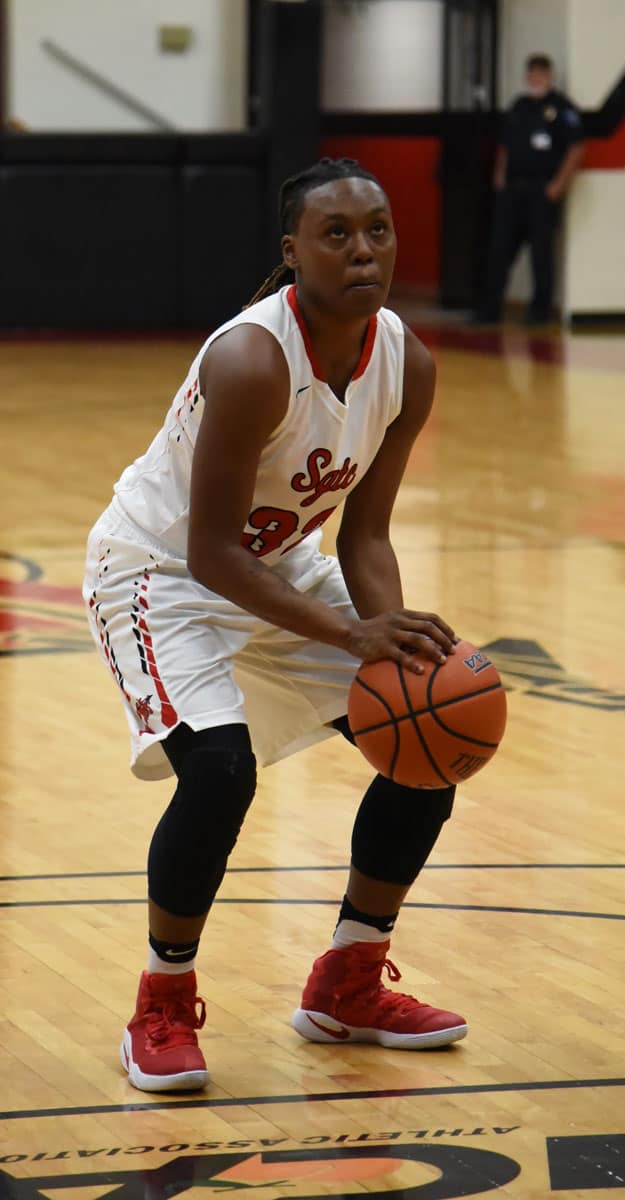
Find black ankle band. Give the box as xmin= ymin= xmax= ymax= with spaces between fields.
xmin=149 ymin=932 xmax=199 ymax=964
xmin=338 ymin=894 xmax=398 ymax=935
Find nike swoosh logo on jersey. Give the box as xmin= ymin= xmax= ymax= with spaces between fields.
xmin=296 ymin=385 xmax=311 ymax=396
xmin=306 ymin=1015 xmax=351 ymax=1040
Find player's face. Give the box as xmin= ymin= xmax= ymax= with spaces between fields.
xmin=282 ymin=178 xmax=397 ymax=318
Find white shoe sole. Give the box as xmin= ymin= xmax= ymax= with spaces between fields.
xmin=120 ymin=1029 xmax=209 ymax=1092
xmin=291 ymin=1008 xmax=468 ymax=1049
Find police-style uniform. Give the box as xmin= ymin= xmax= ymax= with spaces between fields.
xmin=83 ymin=285 xmax=405 ymax=780
xmin=480 ymin=89 xmax=583 ymax=322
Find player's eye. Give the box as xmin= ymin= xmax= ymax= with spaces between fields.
xmin=328 ymin=225 xmax=346 ymax=239
xmin=371 ymin=221 xmax=388 ymax=235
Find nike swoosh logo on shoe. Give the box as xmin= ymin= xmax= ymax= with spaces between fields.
xmin=306 ymin=1015 xmax=351 ymax=1040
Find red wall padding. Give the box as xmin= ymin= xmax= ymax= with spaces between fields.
xmin=583 ymin=121 xmax=625 ymax=169
xmin=319 ymin=135 xmax=441 ymax=288
xmin=321 ymin=119 xmax=625 ymax=289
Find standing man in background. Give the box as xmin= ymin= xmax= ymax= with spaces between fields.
xmin=474 ymin=54 xmax=584 ymax=326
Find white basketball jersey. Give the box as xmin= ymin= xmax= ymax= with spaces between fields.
xmin=111 ymin=285 xmax=405 ymax=567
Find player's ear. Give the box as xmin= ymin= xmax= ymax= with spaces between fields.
xmin=282 ymin=235 xmax=298 ymax=271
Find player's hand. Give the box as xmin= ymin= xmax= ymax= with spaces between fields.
xmin=346 ymin=610 xmax=458 ymax=674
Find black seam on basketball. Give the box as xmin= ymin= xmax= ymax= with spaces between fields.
xmin=389 ymin=723 xmax=400 ymax=780
xmin=353 ymin=676 xmax=400 ymax=777
xmin=429 ymin=672 xmax=501 ymax=744
xmin=351 ymin=680 xmax=503 ymax=736
xmin=433 ymin=681 xmax=503 ymax=708
xmin=352 ymin=682 xmax=504 ymax=739
xmin=396 ymin=663 xmax=452 ymax=786
xmin=429 ymin=682 xmax=503 ymax=746
xmin=426 ymin=662 xmax=440 ymax=711
xmin=427 ymin=670 xmax=502 ymax=747
xmin=426 ymin=707 xmax=500 ymax=748
xmin=354 ymin=675 xmax=396 ymax=720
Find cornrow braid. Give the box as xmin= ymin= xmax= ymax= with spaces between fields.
xmin=243 ymin=262 xmax=293 ymax=310
xmin=244 ymin=156 xmax=384 ymax=308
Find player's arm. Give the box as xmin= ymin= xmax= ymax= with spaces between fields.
xmin=190 ymin=324 xmax=453 ymax=671
xmin=335 ymin=326 xmax=456 ymax=663
xmin=188 ymin=324 xmax=353 ymax=649
xmin=336 ymin=325 xmax=433 ymax=617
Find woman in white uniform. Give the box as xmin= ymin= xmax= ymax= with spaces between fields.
xmin=84 ymin=157 xmax=467 ymax=1094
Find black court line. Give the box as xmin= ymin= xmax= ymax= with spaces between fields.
xmin=1 ymin=897 xmax=624 ymax=921
xmin=2 ymin=1075 xmax=625 ymax=1122
xmin=2 ymin=862 xmax=624 ymax=882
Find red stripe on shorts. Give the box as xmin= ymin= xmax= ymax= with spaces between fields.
xmin=135 ymin=573 xmax=178 ymax=729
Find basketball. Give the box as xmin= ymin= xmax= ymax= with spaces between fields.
xmin=347 ymin=640 xmax=507 ymax=788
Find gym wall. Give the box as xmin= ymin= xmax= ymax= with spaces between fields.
xmin=319 ymin=0 xmax=444 ymax=293
xmin=7 ymin=0 xmax=247 ymax=132
xmin=563 ymin=0 xmax=625 ymax=319
xmin=0 ymin=1 xmax=318 ymax=330
xmin=2 ymin=0 xmax=623 ymax=328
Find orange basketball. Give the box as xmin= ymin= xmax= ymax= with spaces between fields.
xmin=347 ymin=639 xmax=507 ymax=788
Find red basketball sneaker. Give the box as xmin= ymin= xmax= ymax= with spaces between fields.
xmin=121 ymin=970 xmax=209 ymax=1091
xmin=292 ymin=940 xmax=467 ymax=1049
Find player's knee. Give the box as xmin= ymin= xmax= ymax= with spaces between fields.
xmin=399 ymin=781 xmax=456 ymax=835
xmin=351 ymin=777 xmax=456 ymax=885
xmin=175 ymin=743 xmax=257 ymax=855
xmin=427 ymin=783 xmax=456 ymax=822
xmin=148 ymin=744 xmax=256 ymax=916
xmin=380 ymin=778 xmax=456 ymax=832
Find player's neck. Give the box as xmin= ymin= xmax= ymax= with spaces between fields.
xmin=296 ymin=295 xmax=372 ymax=398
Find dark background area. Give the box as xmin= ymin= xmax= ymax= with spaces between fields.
xmin=0 ymin=1 xmax=321 ymax=330
xmin=0 ymin=0 xmax=497 ymax=330
xmin=1 ymin=0 xmax=623 ymax=330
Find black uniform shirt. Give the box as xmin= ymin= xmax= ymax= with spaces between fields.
xmin=504 ymin=89 xmax=584 ymax=181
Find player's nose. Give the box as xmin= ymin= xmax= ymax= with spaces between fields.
xmin=350 ymin=231 xmax=374 ymax=262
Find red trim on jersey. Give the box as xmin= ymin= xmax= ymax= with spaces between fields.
xmin=287 ymin=285 xmax=324 ymax=380
xmin=352 ymin=312 xmax=378 ymax=380
xmin=287 ymin=284 xmax=377 ymax=385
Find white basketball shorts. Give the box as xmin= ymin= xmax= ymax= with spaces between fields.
xmin=83 ymin=502 xmax=360 ymax=781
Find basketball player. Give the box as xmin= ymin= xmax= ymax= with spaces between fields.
xmin=84 ymin=158 xmax=467 ymax=1094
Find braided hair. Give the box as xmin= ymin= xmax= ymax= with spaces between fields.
xmin=244 ymin=157 xmax=383 ymax=308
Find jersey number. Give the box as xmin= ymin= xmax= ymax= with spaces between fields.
xmin=241 ymin=506 xmax=336 ymax=557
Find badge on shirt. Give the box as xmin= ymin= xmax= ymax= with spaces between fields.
xmin=543 ymin=106 xmax=557 ymax=122
xmin=531 ymin=131 xmax=552 ymax=151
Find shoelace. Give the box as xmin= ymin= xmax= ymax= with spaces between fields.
xmin=356 ymin=955 xmax=428 ymax=1017
xmin=147 ymin=997 xmax=206 ymax=1046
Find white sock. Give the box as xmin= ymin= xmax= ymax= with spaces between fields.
xmin=147 ymin=945 xmax=197 ymax=976
xmin=332 ymin=919 xmax=392 ymax=949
